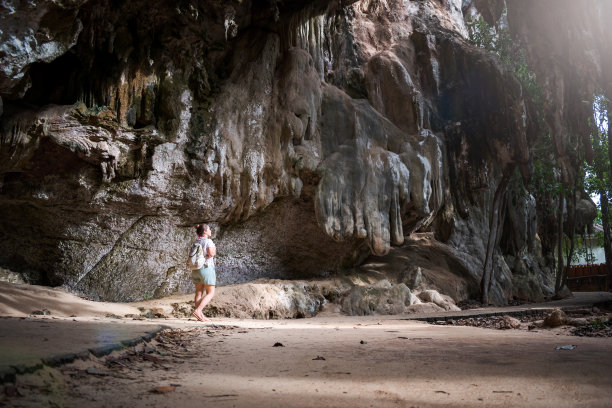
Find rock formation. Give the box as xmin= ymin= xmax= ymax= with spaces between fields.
xmin=0 ymin=0 xmax=608 ymax=305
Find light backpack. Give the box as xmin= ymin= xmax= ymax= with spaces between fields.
xmin=186 ymin=239 xmax=205 ymax=270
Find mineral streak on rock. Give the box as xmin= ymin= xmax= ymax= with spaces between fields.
xmin=0 ymin=0 xmax=607 ymax=304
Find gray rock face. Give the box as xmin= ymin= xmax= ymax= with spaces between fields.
xmin=0 ymin=0 xmax=603 ymax=305
xmin=0 ymin=0 xmax=86 ymax=98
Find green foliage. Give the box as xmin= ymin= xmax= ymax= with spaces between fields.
xmin=468 ymin=12 xmax=551 ymax=200
xmin=595 ymin=210 xmax=602 ymax=227
xmin=570 ymin=316 xmax=612 ymax=336
xmin=594 ymin=230 xmax=606 ymax=247
xmin=466 ymin=17 xmax=496 ymax=50
xmin=566 ymin=235 xmax=599 ymax=264
xmin=589 ymin=318 xmax=612 ymax=330
xmin=584 ymin=94 xmax=611 ymax=199
xmin=573 ymin=95 xmax=610 ymax=265
xmin=582 ymin=94 xmax=611 ymax=263
xmin=529 ymin=131 xmax=564 ymax=220
xmin=467 ymin=11 xmax=610 ymax=271
xmin=467 ymin=13 xmax=542 ymax=106
xmin=531 ymin=135 xmax=561 ymax=193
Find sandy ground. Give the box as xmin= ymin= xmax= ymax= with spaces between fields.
xmin=1 ymin=283 xmax=612 ymax=407
xmin=0 ymin=282 xmax=144 ymax=318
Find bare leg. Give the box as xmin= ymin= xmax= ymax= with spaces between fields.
xmin=193 ymin=284 xmax=215 ymax=321
xmin=192 ymin=283 xmax=205 ymax=321
xmin=194 ymin=283 xmax=205 ymax=307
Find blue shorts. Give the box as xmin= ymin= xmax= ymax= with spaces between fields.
xmin=191 ymin=265 xmax=216 ymax=286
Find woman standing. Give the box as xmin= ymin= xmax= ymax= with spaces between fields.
xmin=191 ymin=224 xmax=216 ymax=322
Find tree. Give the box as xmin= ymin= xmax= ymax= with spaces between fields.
xmin=607 ymin=92 xmax=612 ymax=289
xmin=584 ymin=94 xmax=612 ymax=290
xmin=467 ymin=12 xmax=543 ymax=303
xmin=480 ymin=166 xmax=515 ymax=304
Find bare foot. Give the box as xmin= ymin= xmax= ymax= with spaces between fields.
xmin=192 ymin=311 xmax=204 ymax=322
xmin=201 ymin=316 xmax=211 ymax=322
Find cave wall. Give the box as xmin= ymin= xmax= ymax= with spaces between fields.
xmin=1 ymin=0 xmax=605 ymax=303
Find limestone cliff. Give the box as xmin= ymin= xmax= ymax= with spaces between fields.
xmin=0 ymin=0 xmax=607 ymax=304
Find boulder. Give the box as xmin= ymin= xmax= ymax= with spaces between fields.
xmin=417 ymin=290 xmax=461 ymax=311
xmin=499 ymin=315 xmax=521 ymax=330
xmin=543 ymin=308 xmax=569 ymax=327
